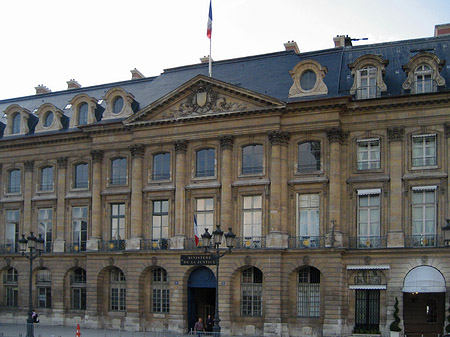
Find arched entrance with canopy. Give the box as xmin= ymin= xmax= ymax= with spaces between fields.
xmin=403 ymin=266 xmax=445 ymax=337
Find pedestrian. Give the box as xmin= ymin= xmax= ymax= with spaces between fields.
xmin=205 ymin=314 xmax=214 ymax=332
xmin=194 ymin=317 xmax=204 ymax=336
xmin=31 ymin=311 xmax=39 ymax=323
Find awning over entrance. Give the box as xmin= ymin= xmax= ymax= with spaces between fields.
xmin=403 ymin=266 xmax=446 ymax=293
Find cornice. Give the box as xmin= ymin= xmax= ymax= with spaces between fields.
xmin=0 ymin=133 xmax=90 ymax=150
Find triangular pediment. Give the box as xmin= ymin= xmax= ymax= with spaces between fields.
xmin=125 ymin=75 xmax=284 ymax=125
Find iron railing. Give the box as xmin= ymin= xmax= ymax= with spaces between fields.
xmin=405 ymin=234 xmax=445 ymax=248
xmin=142 ymin=239 xmax=170 ymax=250
xmin=65 ymin=242 xmax=87 ymax=253
xmin=355 ymin=85 xmax=382 ymax=100
xmin=234 ymin=237 xmax=266 ymax=249
xmin=348 ymin=236 xmax=387 ymax=249
xmin=99 ymin=240 xmax=126 ymax=251
xmin=0 ymin=243 xmax=20 ymax=254
xmin=288 ymin=236 xmax=326 ymax=249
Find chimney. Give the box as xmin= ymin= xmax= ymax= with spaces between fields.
xmin=200 ymin=56 xmax=210 ymax=63
xmin=333 ymin=35 xmax=352 ymax=48
xmin=67 ymin=79 xmax=81 ymax=90
xmin=435 ymin=23 xmax=450 ymax=37
xmin=35 ymin=84 xmax=51 ymax=95
xmin=130 ymin=68 xmax=145 ymax=80
xmin=284 ymin=41 xmax=300 ymax=54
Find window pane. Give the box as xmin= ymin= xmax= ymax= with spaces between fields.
xmin=298 ymin=142 xmax=320 ymax=172
xmin=153 ymin=152 xmax=171 ymax=180
xmin=196 ymin=148 xmax=215 ymax=177
xmin=242 ymin=145 xmax=263 ymax=174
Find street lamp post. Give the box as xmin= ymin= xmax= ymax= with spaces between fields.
xmin=18 ymin=232 xmax=45 ymax=337
xmin=201 ymin=225 xmax=235 ymax=335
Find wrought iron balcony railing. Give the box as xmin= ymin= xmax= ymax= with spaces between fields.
xmin=234 ymin=237 xmax=266 ymax=249
xmin=288 ymin=236 xmax=326 ymax=249
xmin=66 ymin=242 xmax=87 ymax=253
xmin=348 ymin=236 xmax=387 ymax=249
xmin=99 ymin=240 xmax=126 ymax=251
xmin=0 ymin=243 xmax=20 ymax=254
xmin=355 ymin=85 xmax=382 ymax=100
xmin=405 ymin=234 xmax=444 ymax=248
xmin=142 ymin=238 xmax=170 ymax=251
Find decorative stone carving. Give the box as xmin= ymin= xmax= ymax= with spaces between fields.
xmin=57 ymin=157 xmax=68 ymax=169
xmin=90 ymin=150 xmax=104 ymax=163
xmin=39 ymin=258 xmax=44 ymax=267
xmin=108 ymin=257 xmax=114 ymax=266
xmin=387 ymin=127 xmax=404 ymax=142
xmin=364 ymin=256 xmax=372 ymax=265
xmin=24 ymin=160 xmax=34 ymax=172
xmin=5 ymin=257 xmax=11 ymax=267
xmin=174 ymin=140 xmax=187 ymax=154
xmin=244 ymin=255 xmax=251 ymax=266
xmin=402 ymin=52 xmax=446 ymax=92
xmin=348 ymin=54 xmax=389 ymax=96
xmin=303 ymin=255 xmax=310 ymax=266
xmin=421 ymin=256 xmax=428 ymax=265
xmin=152 ymin=256 xmax=157 ymax=266
xmin=289 ymin=60 xmax=328 ymax=98
xmin=268 ymin=131 xmax=290 ymax=145
xmin=219 ymin=135 xmax=234 ymax=150
xmin=326 ymin=128 xmax=348 ymax=144
xmin=130 ymin=144 xmax=145 ymax=158
xmin=73 ymin=258 xmax=79 ymax=267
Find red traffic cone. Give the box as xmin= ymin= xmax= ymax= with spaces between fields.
xmin=75 ymin=324 xmax=81 ymax=337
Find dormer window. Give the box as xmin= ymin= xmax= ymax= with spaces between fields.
xmin=68 ymin=94 xmax=99 ymax=128
xmin=78 ymin=103 xmax=88 ymax=125
xmin=44 ymin=111 xmax=53 ymax=127
xmin=402 ymin=52 xmax=446 ymax=94
xmin=3 ymin=104 xmax=33 ymax=136
xmin=348 ymin=54 xmax=388 ymax=100
xmin=414 ymin=65 xmax=434 ymax=94
xmin=12 ymin=113 xmax=21 ymax=134
xmin=113 ymin=96 xmax=124 ymax=115
xmin=34 ymin=104 xmax=64 ymax=133
xmin=102 ymin=88 xmax=136 ymax=120
xmin=289 ymin=60 xmax=328 ymax=98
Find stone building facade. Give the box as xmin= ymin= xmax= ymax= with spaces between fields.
xmin=0 ymin=28 xmax=450 ymax=336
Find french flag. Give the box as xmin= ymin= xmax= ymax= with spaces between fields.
xmin=207 ymin=0 xmax=212 ymax=39
xmin=194 ymin=214 xmax=200 ymax=246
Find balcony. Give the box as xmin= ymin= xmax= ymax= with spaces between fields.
xmin=355 ymin=85 xmax=381 ymax=100
xmin=66 ymin=242 xmax=87 ymax=253
xmin=234 ymin=237 xmax=266 ymax=249
xmin=70 ymin=274 xmax=86 ymax=285
xmin=288 ymin=236 xmax=326 ymax=249
xmin=0 ymin=243 xmax=19 ymax=254
xmin=348 ymin=236 xmax=387 ymax=249
xmin=142 ymin=238 xmax=170 ymax=251
xmin=99 ymin=240 xmax=126 ymax=251
xmin=405 ymin=234 xmax=445 ymax=248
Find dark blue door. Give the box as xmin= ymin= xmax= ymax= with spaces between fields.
xmin=188 ymin=267 xmax=216 ymax=332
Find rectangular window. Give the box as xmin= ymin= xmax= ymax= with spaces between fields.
xmin=72 ymin=207 xmax=88 ymax=251
xmin=40 ymin=166 xmax=54 ymax=191
xmin=357 ymin=139 xmax=380 ymax=170
xmin=6 ymin=286 xmax=18 ymax=307
xmin=196 ymin=148 xmax=215 ymax=177
xmin=111 ymin=204 xmax=125 ymax=241
xmin=5 ymin=210 xmax=19 ymax=253
xmin=38 ymin=208 xmax=53 ymax=252
xmin=72 ymin=288 xmax=86 ymax=310
xmin=242 ymin=196 xmax=262 ymax=248
xmin=297 ymin=194 xmax=320 ymax=244
xmin=298 ymin=142 xmax=321 ymax=172
xmin=110 ymin=158 xmax=127 ymax=185
xmin=38 ymin=287 xmax=52 ymax=308
xmin=152 ymin=268 xmax=170 ymax=313
xmin=357 ymin=190 xmax=381 ymax=248
xmin=412 ymin=187 xmax=436 ymax=247
xmin=298 ymin=267 xmax=320 ymax=317
xmin=74 ymin=163 xmax=89 ymax=189
xmin=152 ymin=200 xmax=169 ymax=244
xmin=412 ymin=134 xmax=437 ymax=167
xmin=242 ymin=145 xmax=263 ymax=174
xmin=241 ymin=268 xmax=262 ymax=317
xmin=357 ymin=67 xmax=377 ymax=99
xmin=195 ymin=198 xmax=214 ymax=237
xmin=355 ymin=289 xmax=380 ymax=331
xmin=152 ymin=153 xmax=171 ymax=180
xmin=8 ymin=169 xmax=21 ymax=194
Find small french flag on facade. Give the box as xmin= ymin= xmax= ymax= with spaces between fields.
xmin=207 ymin=0 xmax=212 ymax=39
xmin=194 ymin=214 xmax=200 ymax=246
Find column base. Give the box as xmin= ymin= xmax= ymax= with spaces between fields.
xmin=266 ymin=232 xmax=288 ymax=249
xmin=126 ymin=237 xmax=142 ymax=250
xmin=170 ymin=235 xmax=186 ymax=249
xmin=387 ymin=231 xmax=405 ymax=248
xmin=87 ymin=237 xmax=100 ymax=251
xmin=53 ymin=238 xmax=66 ymax=252
xmin=264 ymin=322 xmax=289 ymax=337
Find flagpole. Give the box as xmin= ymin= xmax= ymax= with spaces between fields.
xmin=207 ymin=0 xmax=212 ymax=77
xmin=209 ymin=38 xmax=212 ymax=77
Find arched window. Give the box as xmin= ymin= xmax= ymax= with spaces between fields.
xmin=44 ymin=111 xmax=54 ymax=127
xmin=196 ymin=148 xmax=215 ymax=177
xmin=152 ymin=152 xmax=171 ymax=180
xmin=298 ymin=141 xmax=321 ymax=172
xmin=112 ymin=96 xmax=124 ymax=114
xmin=71 ymin=268 xmax=86 ymax=310
xmin=242 ymin=144 xmax=263 ymax=174
xmin=11 ymin=113 xmax=21 ymax=134
xmin=357 ymin=66 xmax=378 ymax=99
xmin=414 ymin=64 xmax=434 ymax=94
xmin=110 ymin=269 xmax=126 ymax=311
xmin=74 ymin=163 xmax=89 ymax=189
xmin=298 ymin=266 xmax=320 ymax=317
xmin=77 ymin=103 xmax=88 ymax=126
xmin=8 ymin=169 xmax=21 ymax=194
xmin=36 ymin=269 xmax=52 ymax=308
xmin=241 ymin=267 xmax=262 ymax=317
xmin=40 ymin=166 xmax=54 ymax=191
xmin=4 ymin=267 xmax=18 ymax=307
xmin=110 ymin=157 xmax=127 ymax=185
xmin=152 ymin=267 xmax=170 ymax=313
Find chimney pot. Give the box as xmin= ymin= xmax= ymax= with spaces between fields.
xmin=67 ymin=79 xmax=81 ymax=90
xmin=130 ymin=68 xmax=145 ymax=80
xmin=35 ymin=84 xmax=51 ymax=95
xmin=333 ymin=35 xmax=352 ymax=48
xmin=284 ymin=41 xmax=300 ymax=54
xmin=200 ymin=56 xmax=211 ymax=63
xmin=435 ymin=23 xmax=450 ymax=37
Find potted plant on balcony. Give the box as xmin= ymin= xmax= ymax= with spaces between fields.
xmin=389 ymin=297 xmax=402 ymax=337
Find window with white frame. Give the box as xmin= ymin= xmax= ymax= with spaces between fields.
xmin=357 ymin=139 xmax=380 ymax=170
xmin=38 ymin=208 xmax=53 ymax=252
xmin=5 ymin=210 xmax=19 ymax=253
xmin=71 ymin=268 xmax=86 ymax=310
xmin=195 ymin=198 xmax=214 ymax=239
xmin=412 ymin=134 xmax=437 ymax=167
xmin=152 ymin=267 xmax=169 ymax=313
xmin=110 ymin=204 xmax=125 ymax=241
xmin=4 ymin=267 xmax=18 ymax=307
xmin=414 ymin=64 xmax=434 ymax=94
xmin=72 ymin=206 xmax=88 ymax=251
xmin=241 ymin=267 xmax=262 ymax=317
xmin=8 ymin=169 xmax=21 ymax=194
xmin=357 ymin=189 xmax=381 ymax=248
xmin=242 ymin=196 xmax=262 ymax=248
xmin=152 ymin=200 xmax=169 ymax=247
xmin=110 ymin=269 xmax=126 ymax=311
xmin=37 ymin=269 xmax=51 ymax=308
xmin=357 ymin=67 xmax=378 ymax=99
xmin=39 ymin=166 xmax=54 ymax=191
xmin=74 ymin=163 xmax=89 ymax=189
xmin=411 ymin=186 xmax=437 ymax=247
xmin=298 ymin=266 xmax=320 ymax=317
xmin=297 ymin=194 xmax=320 ymax=244
xmin=110 ymin=157 xmax=127 ymax=185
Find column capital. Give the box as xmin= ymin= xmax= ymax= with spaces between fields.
xmin=130 ymin=144 xmax=145 ymax=158
xmin=326 ymin=128 xmax=348 ymax=144
xmin=174 ymin=140 xmax=187 ymax=154
xmin=387 ymin=127 xmax=404 ymax=142
xmin=57 ymin=157 xmax=68 ymax=169
xmin=90 ymin=150 xmax=104 ymax=163
xmin=268 ymin=131 xmax=290 ymax=145
xmin=24 ymin=160 xmax=34 ymax=172
xmin=219 ymin=135 xmax=234 ymax=150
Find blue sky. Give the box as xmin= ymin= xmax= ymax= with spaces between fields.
xmin=0 ymin=0 xmax=448 ymax=100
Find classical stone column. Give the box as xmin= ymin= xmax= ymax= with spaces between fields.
xmin=172 ymin=140 xmax=187 ymax=249
xmin=326 ymin=128 xmax=348 ymax=247
xmin=220 ymin=136 xmax=234 ymax=231
xmin=87 ymin=150 xmax=103 ymax=250
xmin=54 ymin=157 xmax=67 ymax=252
xmin=267 ymin=131 xmax=290 ymax=248
xmin=387 ymin=127 xmax=405 ymax=247
xmin=127 ymin=144 xmax=145 ymax=250
xmin=280 ymin=133 xmax=290 ymax=235
xmin=23 ymin=160 xmax=34 ymax=234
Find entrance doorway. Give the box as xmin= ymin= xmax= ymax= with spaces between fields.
xmin=403 ymin=266 xmax=446 ymax=337
xmin=187 ymin=267 xmax=216 ymax=332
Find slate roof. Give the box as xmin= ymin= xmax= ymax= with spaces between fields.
xmin=0 ymin=34 xmax=449 ymax=138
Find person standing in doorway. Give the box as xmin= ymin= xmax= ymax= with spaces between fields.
xmin=194 ymin=317 xmax=204 ymax=336
xmin=205 ymin=314 xmax=214 ymax=332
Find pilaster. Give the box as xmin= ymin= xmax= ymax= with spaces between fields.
xmin=87 ymin=150 xmax=103 ymax=250
xmin=220 ymin=135 xmax=234 ymax=231
xmin=23 ymin=160 xmax=34 ymax=234
xmin=54 ymin=157 xmax=67 ymax=252
xmin=173 ymin=140 xmax=187 ymax=249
